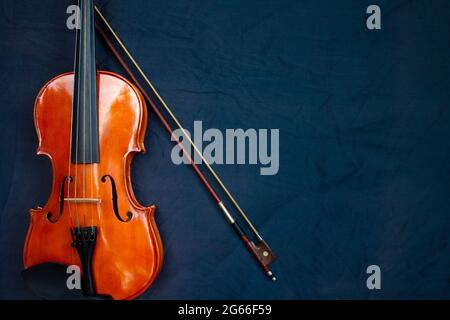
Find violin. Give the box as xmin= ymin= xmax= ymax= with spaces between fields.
xmin=23 ymin=0 xmax=163 ymax=299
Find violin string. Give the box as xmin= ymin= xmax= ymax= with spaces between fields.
xmin=73 ymin=0 xmax=82 ymax=232
xmin=94 ymin=7 xmax=263 ymax=240
xmin=67 ymin=0 xmax=81 ymax=265
xmin=89 ymin=0 xmax=95 ymax=232
xmin=67 ymin=1 xmax=79 ymax=229
xmin=82 ymin=0 xmax=89 ymax=228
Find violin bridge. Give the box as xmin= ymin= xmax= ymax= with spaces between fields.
xmin=64 ymin=198 xmax=102 ymax=204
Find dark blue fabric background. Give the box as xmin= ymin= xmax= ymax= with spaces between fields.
xmin=0 ymin=0 xmax=449 ymax=299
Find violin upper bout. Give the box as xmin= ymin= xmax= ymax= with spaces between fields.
xmin=33 ymin=73 xmax=75 ymax=158
xmin=33 ymin=71 xmax=148 ymax=159
xmin=97 ymin=71 xmax=148 ymax=156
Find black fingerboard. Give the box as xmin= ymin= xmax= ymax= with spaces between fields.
xmin=72 ymin=0 xmax=99 ymax=164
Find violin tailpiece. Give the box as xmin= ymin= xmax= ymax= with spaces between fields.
xmin=71 ymin=226 xmax=98 ymax=297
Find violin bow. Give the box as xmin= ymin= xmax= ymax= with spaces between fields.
xmin=94 ymin=7 xmax=276 ymax=280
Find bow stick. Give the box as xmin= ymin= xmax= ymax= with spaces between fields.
xmin=94 ymin=6 xmax=276 ymax=280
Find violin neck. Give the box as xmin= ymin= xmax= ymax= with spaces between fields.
xmin=72 ymin=0 xmax=99 ymax=164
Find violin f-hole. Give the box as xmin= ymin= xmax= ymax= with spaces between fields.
xmin=47 ymin=176 xmax=72 ymax=223
xmin=101 ymin=174 xmax=133 ymax=222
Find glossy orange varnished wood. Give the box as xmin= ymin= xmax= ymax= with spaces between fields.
xmin=23 ymin=71 xmax=163 ymax=300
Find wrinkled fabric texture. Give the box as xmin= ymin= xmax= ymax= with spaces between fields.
xmin=0 ymin=0 xmax=450 ymax=299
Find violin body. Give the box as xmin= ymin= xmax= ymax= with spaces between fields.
xmin=23 ymin=71 xmax=163 ymax=300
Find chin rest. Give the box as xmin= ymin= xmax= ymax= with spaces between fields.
xmin=22 ymin=263 xmax=112 ymax=300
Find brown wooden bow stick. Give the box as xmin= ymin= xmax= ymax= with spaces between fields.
xmin=94 ymin=6 xmax=277 ymax=280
